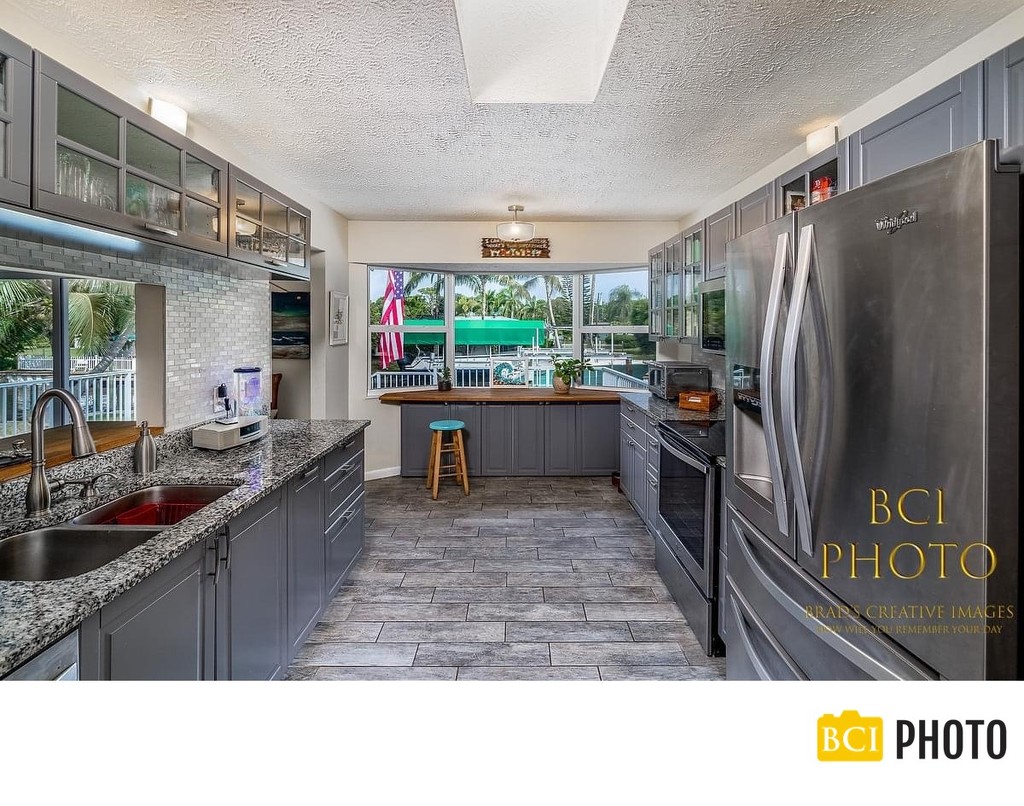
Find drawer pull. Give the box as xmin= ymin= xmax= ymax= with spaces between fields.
xmin=301 ymin=465 xmax=319 ymax=479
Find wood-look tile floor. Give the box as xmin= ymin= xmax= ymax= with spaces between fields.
xmin=286 ymin=476 xmax=726 ymax=681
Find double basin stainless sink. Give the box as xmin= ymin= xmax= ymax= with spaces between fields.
xmin=0 ymin=485 xmax=236 ymax=582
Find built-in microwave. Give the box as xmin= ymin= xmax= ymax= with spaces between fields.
xmin=699 ymin=278 xmax=725 ymax=354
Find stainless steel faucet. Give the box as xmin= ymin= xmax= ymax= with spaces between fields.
xmin=26 ymin=389 xmax=98 ymax=516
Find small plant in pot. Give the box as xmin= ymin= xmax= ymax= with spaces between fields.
xmin=437 ymin=365 xmax=453 ymax=392
xmin=551 ymin=357 xmax=592 ymax=394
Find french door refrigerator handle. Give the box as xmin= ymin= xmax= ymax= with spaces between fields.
xmin=780 ymin=224 xmax=815 ymax=556
xmin=728 ymin=583 xmax=807 ymax=680
xmin=760 ymin=231 xmax=791 ymax=536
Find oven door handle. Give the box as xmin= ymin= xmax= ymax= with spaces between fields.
xmin=656 ymin=431 xmax=709 ymax=473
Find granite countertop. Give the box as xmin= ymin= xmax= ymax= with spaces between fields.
xmin=618 ymin=390 xmax=727 ymax=424
xmin=0 ymin=418 xmax=369 ymax=677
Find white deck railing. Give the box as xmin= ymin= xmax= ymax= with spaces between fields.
xmin=369 ymin=364 xmax=648 ymax=392
xmin=0 ymin=371 xmax=136 ymax=437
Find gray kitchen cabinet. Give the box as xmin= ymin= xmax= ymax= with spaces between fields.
xmin=704 ymin=204 xmax=734 ymax=280
xmin=986 ymin=38 xmax=1024 ymax=164
xmin=326 ymin=490 xmax=365 ymax=599
xmin=324 ymin=437 xmax=366 ymax=598
xmin=848 ymin=64 xmax=983 ymax=188
xmin=679 ymin=222 xmax=704 ymax=343
xmin=619 ymin=428 xmax=633 ymax=502
xmin=287 ymin=462 xmax=325 ymax=654
xmin=451 ymin=403 xmax=482 ymax=476
xmin=79 ymin=538 xmax=213 ymax=681
xmin=544 ymin=404 xmax=577 ymax=475
xmin=577 ymin=403 xmax=619 ymax=474
xmin=480 ymin=404 xmax=513 ymax=475
xmin=774 ymin=142 xmax=846 ymax=216
xmin=734 ymin=183 xmax=774 ymax=237
xmin=512 ymin=404 xmax=544 ymax=475
xmin=228 ymin=164 xmax=310 ymax=278
xmin=33 ymin=54 xmax=230 ymax=255
xmin=648 ymin=242 xmax=666 ymax=337
xmin=0 ymin=30 xmax=32 ymax=207
xmin=663 ymin=234 xmax=682 ymax=338
xmin=630 ymin=436 xmax=648 ymax=521
xmin=216 ymin=489 xmax=287 ymax=680
xmin=645 ymin=467 xmax=660 ymax=536
xmin=400 ymin=403 xmax=448 ymax=476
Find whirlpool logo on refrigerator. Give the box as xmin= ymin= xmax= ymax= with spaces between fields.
xmin=817 ymin=712 xmax=1009 ymax=762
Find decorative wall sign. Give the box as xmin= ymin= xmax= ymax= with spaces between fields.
xmin=272 ymin=291 xmax=310 ymax=359
xmin=329 ymin=291 xmax=349 ymax=346
xmin=481 ymin=237 xmax=550 ymax=259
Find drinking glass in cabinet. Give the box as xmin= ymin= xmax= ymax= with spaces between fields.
xmin=262 ymin=228 xmax=288 ymax=262
xmin=235 ymin=218 xmax=261 ymax=252
xmin=126 ymin=123 xmax=180 ymax=186
xmin=126 ymin=174 xmax=181 ymax=228
xmin=57 ymin=146 xmax=117 ymax=210
xmin=235 ymin=181 xmax=260 ymax=220
xmin=185 ymin=155 xmax=219 ymax=202
xmin=57 ymin=86 xmax=119 ymax=159
xmin=263 ymin=196 xmax=288 ymax=233
xmin=185 ymin=196 xmax=219 ymax=241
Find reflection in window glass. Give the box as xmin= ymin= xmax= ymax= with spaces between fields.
xmin=1 ymin=277 xmax=53 ymax=437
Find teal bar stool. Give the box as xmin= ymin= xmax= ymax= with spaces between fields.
xmin=427 ymin=419 xmax=469 ymax=500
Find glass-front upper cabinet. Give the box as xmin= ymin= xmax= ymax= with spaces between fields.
xmin=34 ymin=55 xmax=228 ymax=254
xmin=648 ymin=243 xmax=665 ymax=337
xmin=679 ymin=223 xmax=704 ymax=342
xmin=0 ymin=30 xmax=32 ymax=207
xmin=228 ymin=165 xmax=310 ymax=277
xmin=663 ymin=235 xmax=682 ymax=338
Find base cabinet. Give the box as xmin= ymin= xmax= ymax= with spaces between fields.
xmin=287 ymin=464 xmax=325 ymax=655
xmin=79 ymin=539 xmax=212 ymax=681
xmin=76 ymin=434 xmax=366 ymax=680
xmin=217 ymin=489 xmax=288 ymax=681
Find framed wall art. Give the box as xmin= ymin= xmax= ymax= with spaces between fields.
xmin=329 ymin=291 xmax=349 ymax=346
xmin=271 ymin=291 xmax=311 ymax=359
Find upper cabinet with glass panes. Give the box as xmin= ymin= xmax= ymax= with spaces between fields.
xmin=228 ymin=165 xmax=310 ymax=278
xmin=33 ymin=54 xmax=229 ymax=255
xmin=0 ymin=30 xmax=32 ymax=207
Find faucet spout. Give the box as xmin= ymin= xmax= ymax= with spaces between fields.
xmin=26 ymin=389 xmax=97 ymax=517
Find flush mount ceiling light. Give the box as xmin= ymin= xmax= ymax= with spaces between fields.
xmin=495 ymin=205 xmax=535 ymax=241
xmin=454 ymin=0 xmax=629 ymax=103
xmin=148 ymin=98 xmax=188 ymax=135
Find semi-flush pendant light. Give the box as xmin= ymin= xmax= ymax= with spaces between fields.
xmin=495 ymin=205 xmax=535 ymax=241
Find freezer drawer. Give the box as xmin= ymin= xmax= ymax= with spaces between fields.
xmin=725 ymin=504 xmax=937 ymax=680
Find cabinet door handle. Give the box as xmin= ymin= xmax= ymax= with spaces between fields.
xmin=221 ymin=526 xmax=232 ymax=572
xmin=301 ymin=465 xmax=319 ymax=480
xmin=340 ymin=508 xmax=356 ymax=524
xmin=649 ymin=478 xmax=658 ymax=488
xmin=265 ymin=258 xmax=287 ymax=267
xmin=208 ymin=538 xmax=221 ymax=584
xmin=142 ymin=222 xmax=179 ymax=237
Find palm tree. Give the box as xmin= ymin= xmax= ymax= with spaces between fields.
xmin=456 ymin=275 xmax=491 ymax=318
xmin=455 ymin=294 xmax=479 ymax=316
xmin=405 ymin=272 xmax=444 ymax=318
xmin=605 ymin=284 xmax=638 ymax=325
xmin=0 ymin=279 xmax=52 ymax=371
xmin=541 ymin=275 xmax=565 ymax=347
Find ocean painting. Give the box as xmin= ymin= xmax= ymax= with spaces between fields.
xmin=272 ymin=292 xmax=311 ymax=359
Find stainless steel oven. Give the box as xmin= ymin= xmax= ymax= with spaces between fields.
xmin=655 ymin=421 xmax=724 ymax=655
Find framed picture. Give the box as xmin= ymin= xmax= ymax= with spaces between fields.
xmin=271 ymin=291 xmax=310 ymax=359
xmin=329 ymin=291 xmax=349 ymax=346
xmin=490 ymin=357 xmax=529 ymax=386
xmin=784 ymin=189 xmax=807 ymax=214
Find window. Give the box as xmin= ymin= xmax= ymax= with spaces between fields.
xmin=1 ymin=271 xmax=136 ymax=438
xmin=366 ymin=267 xmax=651 ymax=393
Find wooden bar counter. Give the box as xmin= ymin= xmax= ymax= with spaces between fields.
xmin=378 ymin=387 xmax=623 ymax=404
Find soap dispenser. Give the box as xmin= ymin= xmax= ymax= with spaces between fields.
xmin=134 ymin=421 xmax=158 ymax=474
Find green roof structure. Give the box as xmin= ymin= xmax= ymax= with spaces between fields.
xmin=403 ymin=317 xmax=546 ymax=346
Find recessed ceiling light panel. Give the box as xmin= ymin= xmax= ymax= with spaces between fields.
xmin=454 ymin=0 xmax=629 ymax=104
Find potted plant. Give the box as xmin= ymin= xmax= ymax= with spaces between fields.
xmin=437 ymin=365 xmax=453 ymax=392
xmin=551 ymin=357 xmax=592 ymax=394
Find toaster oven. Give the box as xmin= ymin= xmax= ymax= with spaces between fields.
xmin=647 ymin=361 xmax=710 ymax=400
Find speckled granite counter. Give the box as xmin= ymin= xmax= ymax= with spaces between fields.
xmin=618 ymin=390 xmax=726 ymax=424
xmin=0 ymin=418 xmax=368 ymax=677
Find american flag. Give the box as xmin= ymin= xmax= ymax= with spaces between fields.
xmin=379 ymin=269 xmax=405 ymax=367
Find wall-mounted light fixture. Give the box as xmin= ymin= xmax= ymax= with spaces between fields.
xmin=806 ymin=124 xmax=838 ymax=156
xmin=148 ymin=98 xmax=188 ymax=135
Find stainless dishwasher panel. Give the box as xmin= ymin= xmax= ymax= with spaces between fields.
xmin=725 ymin=505 xmax=937 ymax=681
xmin=4 ymin=631 xmax=79 ymax=680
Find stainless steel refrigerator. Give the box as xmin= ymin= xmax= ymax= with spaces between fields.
xmin=724 ymin=141 xmax=1019 ymax=680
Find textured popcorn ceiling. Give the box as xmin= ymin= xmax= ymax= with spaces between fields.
xmin=17 ymin=0 xmax=1023 ymax=220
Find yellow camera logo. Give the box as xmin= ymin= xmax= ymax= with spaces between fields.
xmin=817 ymin=711 xmax=884 ymax=762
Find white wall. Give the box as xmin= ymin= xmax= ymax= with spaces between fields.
xmin=677 ymin=5 xmax=1024 ymax=229
xmin=347 ymin=219 xmax=679 ymax=475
